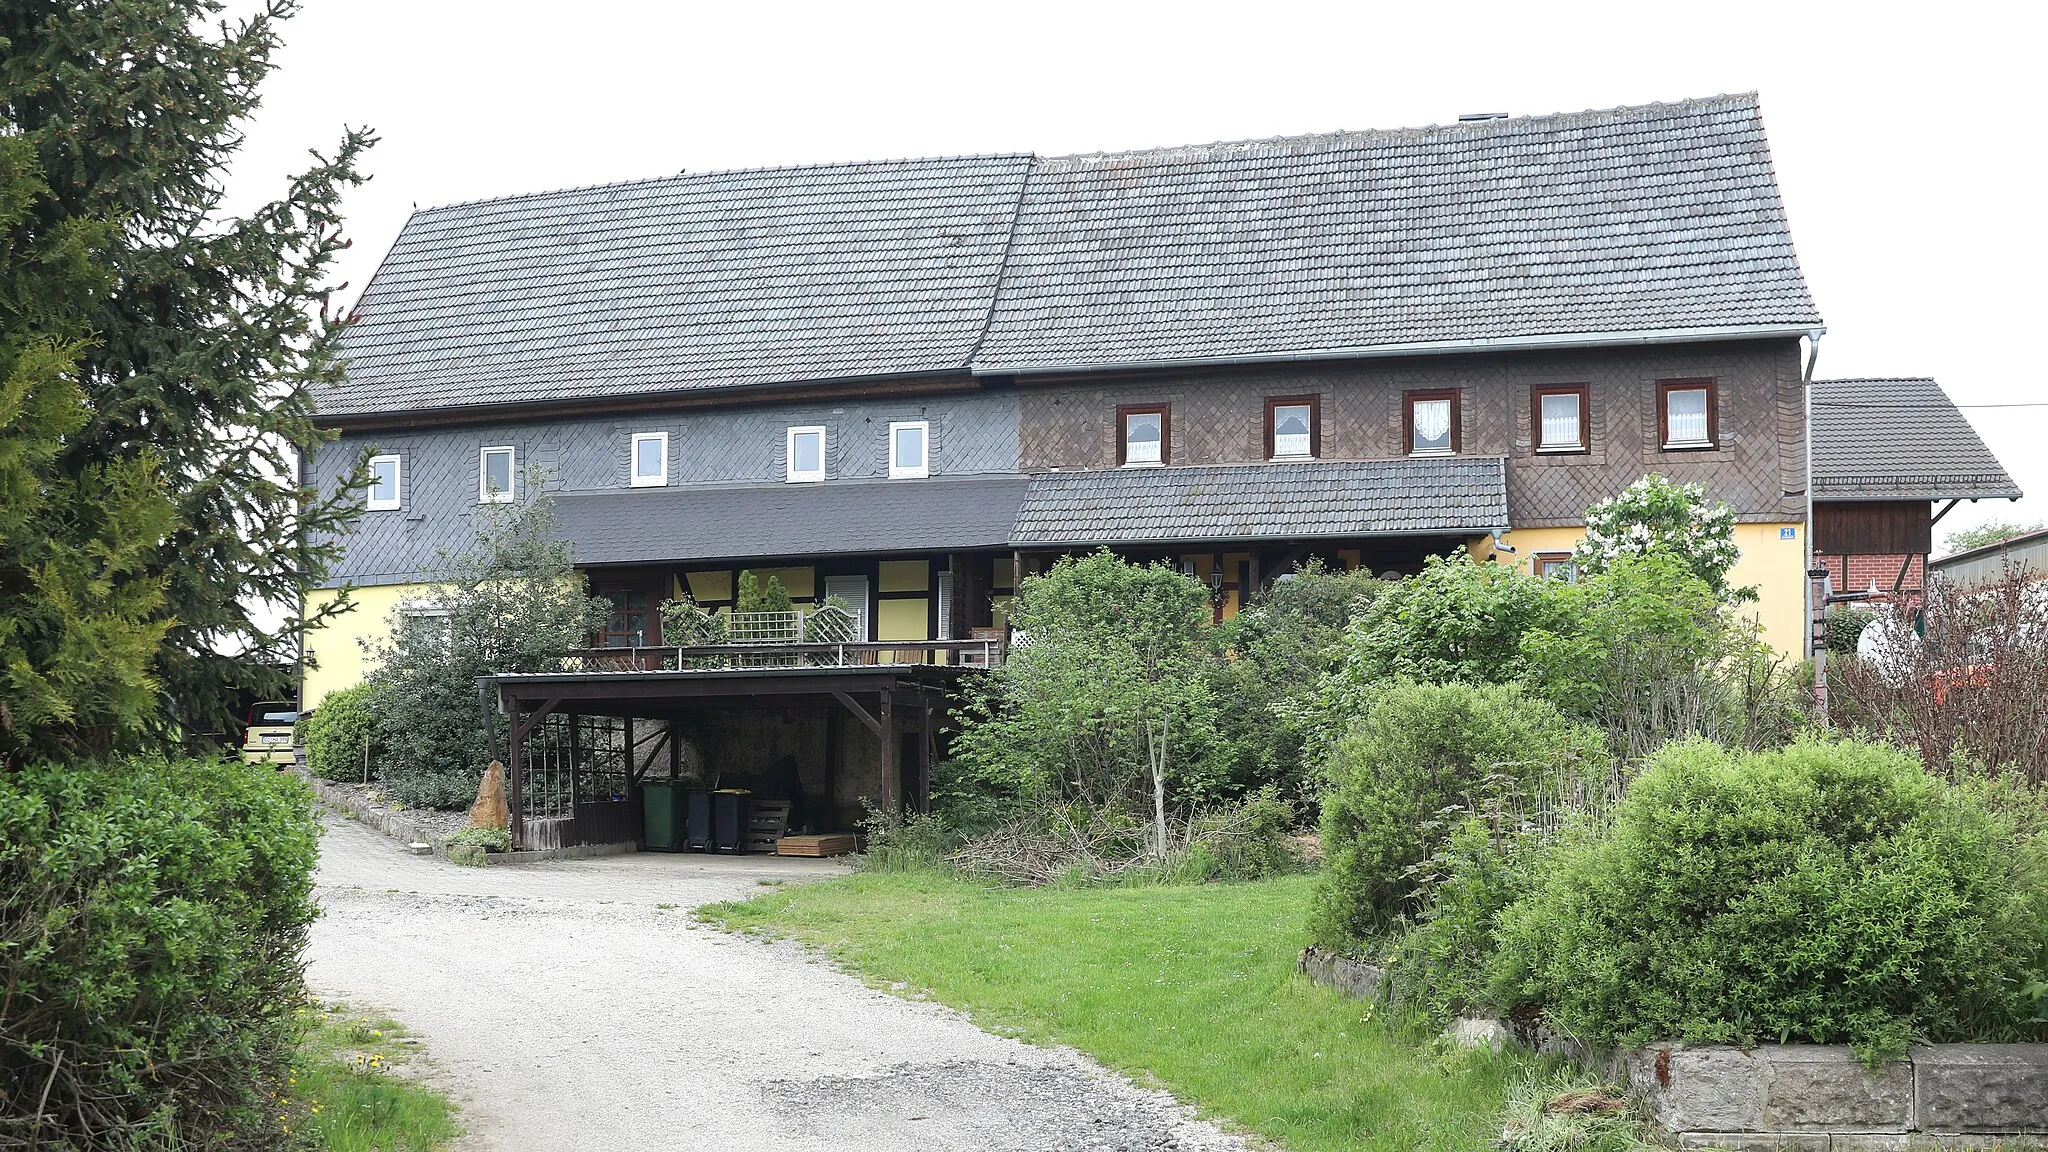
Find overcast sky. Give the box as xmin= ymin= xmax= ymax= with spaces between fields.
xmin=227 ymin=0 xmax=2047 ymax=550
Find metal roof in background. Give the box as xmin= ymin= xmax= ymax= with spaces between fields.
xmin=1010 ymin=458 xmax=1509 ymax=547
xmin=324 ymin=95 xmax=1820 ymax=419
xmin=1811 ymin=378 xmax=2021 ymax=502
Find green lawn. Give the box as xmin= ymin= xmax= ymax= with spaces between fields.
xmin=289 ymin=1003 xmax=460 ymax=1151
xmin=704 ymin=871 xmax=1536 ymax=1152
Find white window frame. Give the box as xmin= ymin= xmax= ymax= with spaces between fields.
xmin=366 ymin=453 xmax=402 ymax=511
xmin=630 ymin=431 xmax=668 ymax=487
xmin=888 ymin=420 xmax=930 ymax=479
xmin=786 ymin=426 xmax=826 ymax=483
xmin=479 ymin=445 xmax=515 ymax=503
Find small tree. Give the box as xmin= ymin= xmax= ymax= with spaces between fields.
xmin=953 ymin=550 xmax=1222 ymax=854
xmin=365 ymin=485 xmax=607 ymax=807
xmin=1574 ymin=474 xmax=1749 ymax=600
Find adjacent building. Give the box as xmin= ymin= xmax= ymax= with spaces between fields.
xmin=307 ymin=94 xmax=1832 ymax=728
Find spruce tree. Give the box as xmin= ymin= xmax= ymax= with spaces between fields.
xmin=1 ymin=1 xmax=374 ymax=746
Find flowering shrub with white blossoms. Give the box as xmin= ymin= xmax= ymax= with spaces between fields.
xmin=1573 ymin=474 xmax=1751 ymax=600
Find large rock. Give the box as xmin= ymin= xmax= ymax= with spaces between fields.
xmin=1911 ymin=1044 xmax=2048 ymax=1134
xmin=468 ymin=760 xmax=509 ymax=831
xmin=1627 ymin=1045 xmax=1769 ymax=1134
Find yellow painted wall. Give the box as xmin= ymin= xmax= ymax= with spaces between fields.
xmin=686 ymin=570 xmax=732 ymax=602
xmin=301 ymin=583 xmax=436 ymax=709
xmin=751 ymin=566 xmax=815 ymax=601
xmin=876 ymin=597 xmax=930 ymax=641
xmin=1485 ymin=522 xmax=1808 ymax=657
xmin=878 ymin=559 xmax=930 ymax=593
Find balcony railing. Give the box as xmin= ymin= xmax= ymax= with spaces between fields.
xmin=565 ymin=636 xmax=1004 ymax=673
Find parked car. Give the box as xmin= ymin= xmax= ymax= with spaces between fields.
xmin=240 ymin=701 xmax=299 ymax=766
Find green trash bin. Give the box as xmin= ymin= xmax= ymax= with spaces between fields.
xmin=642 ymin=780 xmax=684 ymax=851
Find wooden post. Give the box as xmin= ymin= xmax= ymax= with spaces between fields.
xmin=878 ymin=690 xmax=896 ymax=816
xmin=568 ymin=712 xmax=583 ymax=809
xmin=508 ymin=702 xmax=525 ymax=850
xmin=918 ymin=695 xmax=933 ymax=815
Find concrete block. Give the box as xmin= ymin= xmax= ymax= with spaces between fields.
xmin=1760 ymin=1045 xmax=1913 ymax=1132
xmin=1630 ymin=1045 xmax=1770 ymax=1134
xmin=1442 ymin=1016 xmax=1512 ymax=1052
xmin=1911 ymin=1044 xmax=2048 ymax=1134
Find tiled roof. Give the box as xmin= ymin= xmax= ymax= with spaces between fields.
xmin=325 ymin=95 xmax=1820 ymax=418
xmin=1811 ymin=378 xmax=2020 ymax=501
xmin=1010 ymin=458 xmax=1508 ymax=547
xmin=325 ymin=156 xmax=1035 ymax=416
xmin=976 ymin=95 xmax=1817 ymax=372
xmin=554 ymin=475 xmax=1032 ymax=565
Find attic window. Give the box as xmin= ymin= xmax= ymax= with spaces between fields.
xmin=889 ymin=421 xmax=929 ymax=479
xmin=1660 ymin=380 xmax=1717 ymax=450
xmin=631 ymin=432 xmax=667 ymax=487
xmin=1533 ymin=385 xmax=1589 ymax=453
xmin=1404 ymin=389 xmax=1460 ymax=456
xmin=479 ymin=446 xmax=514 ymax=503
xmin=786 ymin=426 xmax=826 ymax=482
xmin=1266 ymin=396 xmax=1319 ymax=459
xmin=366 ymin=454 xmax=401 ymax=510
xmin=1119 ymin=405 xmax=1169 ymax=466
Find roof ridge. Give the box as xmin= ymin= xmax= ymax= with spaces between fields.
xmin=1034 ymin=93 xmax=1762 ymax=167
xmin=410 ymin=153 xmax=1038 ymax=218
xmin=1814 ymin=377 xmax=1939 ymax=384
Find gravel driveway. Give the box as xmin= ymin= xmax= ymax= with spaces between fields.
xmin=308 ymin=816 xmax=1248 ymax=1151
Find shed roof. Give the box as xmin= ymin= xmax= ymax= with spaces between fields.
xmin=554 ymin=474 xmax=1033 ymax=565
xmin=1811 ymin=378 xmax=2020 ymax=502
xmin=324 ymin=94 xmax=1819 ymax=418
xmin=1010 ymin=458 xmax=1508 ymax=547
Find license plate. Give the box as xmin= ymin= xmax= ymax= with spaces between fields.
xmin=261 ymin=732 xmax=290 ymax=744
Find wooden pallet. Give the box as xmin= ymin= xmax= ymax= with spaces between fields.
xmin=775 ymin=833 xmax=858 ymax=858
xmin=747 ymin=799 xmax=792 ymax=853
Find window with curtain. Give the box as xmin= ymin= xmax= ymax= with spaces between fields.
xmin=1269 ymin=399 xmax=1314 ymax=458
xmin=1407 ymin=391 xmax=1456 ymax=455
xmin=1661 ymin=382 xmax=1715 ymax=448
xmin=1120 ymin=406 xmax=1166 ymax=465
xmin=1534 ymin=386 xmax=1587 ymax=452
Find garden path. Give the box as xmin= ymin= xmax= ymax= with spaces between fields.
xmin=308 ymin=815 xmax=1245 ymax=1151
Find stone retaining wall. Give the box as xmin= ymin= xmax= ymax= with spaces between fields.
xmin=1295 ymin=946 xmax=1387 ymax=1001
xmin=1625 ymin=1042 xmax=2048 ymax=1150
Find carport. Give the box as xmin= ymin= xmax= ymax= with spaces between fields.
xmin=488 ymin=655 xmax=969 ymax=851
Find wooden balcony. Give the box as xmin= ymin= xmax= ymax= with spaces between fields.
xmin=565 ymin=635 xmax=1005 ymax=673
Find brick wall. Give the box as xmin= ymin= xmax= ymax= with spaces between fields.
xmin=1819 ymin=552 xmax=1926 ymax=598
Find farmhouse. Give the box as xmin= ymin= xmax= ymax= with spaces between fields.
xmin=309 ymin=94 xmax=1852 ymax=847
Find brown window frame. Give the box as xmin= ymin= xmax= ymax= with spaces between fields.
xmin=1657 ymin=378 xmax=1719 ymax=451
xmin=1402 ymin=388 xmax=1462 ymax=456
xmin=1264 ymin=395 xmax=1321 ymax=460
xmin=596 ymin=584 xmax=652 ymax=648
xmin=1533 ymin=552 xmax=1578 ymax=582
xmin=1116 ymin=403 xmax=1171 ymax=466
xmin=1531 ymin=384 xmax=1591 ymax=454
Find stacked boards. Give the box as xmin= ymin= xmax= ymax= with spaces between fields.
xmin=775 ymin=834 xmax=858 ymax=858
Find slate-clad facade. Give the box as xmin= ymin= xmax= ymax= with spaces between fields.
xmin=305 ymin=94 xmax=1834 ymax=709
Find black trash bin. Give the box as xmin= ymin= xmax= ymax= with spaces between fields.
xmin=641 ymin=780 xmax=683 ymax=851
xmin=710 ymin=788 xmax=752 ymax=854
xmin=684 ymin=788 xmax=713 ymax=851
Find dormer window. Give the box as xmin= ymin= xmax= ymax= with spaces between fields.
xmin=1404 ymin=390 xmax=1460 ymax=456
xmin=889 ymin=421 xmax=929 ymax=479
xmin=631 ymin=432 xmax=668 ymax=487
xmin=1118 ymin=404 xmax=1168 ymax=466
xmin=786 ymin=426 xmax=826 ymax=482
xmin=1266 ymin=396 xmax=1318 ymax=459
xmin=1659 ymin=380 xmax=1717 ymax=450
xmin=366 ymin=454 xmax=401 ymax=510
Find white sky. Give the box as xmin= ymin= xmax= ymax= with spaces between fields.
xmin=228 ymin=0 xmax=2048 ymax=550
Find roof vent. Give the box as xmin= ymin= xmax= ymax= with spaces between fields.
xmin=1458 ymin=112 xmax=1509 ymax=122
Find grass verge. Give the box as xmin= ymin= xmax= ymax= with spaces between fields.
xmin=703 ymin=870 xmax=1537 ymax=1152
xmin=289 ymin=1002 xmax=460 ymax=1151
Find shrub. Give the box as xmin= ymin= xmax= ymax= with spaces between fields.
xmin=1573 ymin=473 xmax=1747 ymax=601
xmin=447 ymin=825 xmax=511 ymax=852
xmin=1319 ymin=555 xmax=1573 ymax=695
xmin=1180 ymin=786 xmax=1302 ymax=881
xmin=0 ymin=756 xmax=321 ymax=1147
xmin=1489 ymin=738 xmax=2048 ymax=1059
xmin=305 ymin=680 xmax=387 ymax=781
xmin=1825 ymin=604 xmax=1876 ymax=656
xmin=1310 ymin=680 xmax=1610 ymax=949
xmin=1389 ymin=813 xmax=1549 ymax=1025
